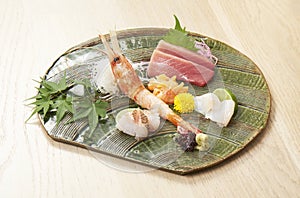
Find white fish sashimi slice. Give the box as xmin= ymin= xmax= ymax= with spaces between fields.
xmin=194 ymin=93 xmax=220 ymax=115
xmin=206 ymin=100 xmax=235 ymax=127
xmin=194 ymin=93 xmax=235 ymax=127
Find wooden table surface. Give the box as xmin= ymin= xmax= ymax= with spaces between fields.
xmin=1 ymin=0 xmax=299 ymax=197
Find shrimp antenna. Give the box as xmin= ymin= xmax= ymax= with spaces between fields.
xmin=109 ymin=30 xmax=122 ymax=55
xmin=100 ymin=34 xmax=115 ymax=61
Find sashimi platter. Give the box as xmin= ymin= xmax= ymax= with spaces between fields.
xmin=28 ymin=16 xmax=271 ymax=174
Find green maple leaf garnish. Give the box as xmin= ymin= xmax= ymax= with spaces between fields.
xmin=26 ymin=73 xmax=108 ymax=133
xmin=94 ymin=100 xmax=108 ymax=118
xmin=26 ymin=75 xmax=71 ymax=123
xmin=71 ymin=97 xmax=108 ymax=132
xmin=53 ymin=96 xmax=73 ymax=124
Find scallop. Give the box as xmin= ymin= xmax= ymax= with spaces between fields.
xmin=115 ymin=108 xmax=160 ymax=140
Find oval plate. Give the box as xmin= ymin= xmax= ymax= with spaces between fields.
xmin=40 ymin=28 xmax=271 ymax=175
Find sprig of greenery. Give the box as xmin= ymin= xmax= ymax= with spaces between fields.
xmin=26 ymin=74 xmax=73 ymax=123
xmin=26 ymin=74 xmax=108 ymax=132
xmin=70 ymin=82 xmax=108 ymax=132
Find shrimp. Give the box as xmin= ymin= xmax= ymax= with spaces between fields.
xmin=100 ymin=31 xmax=202 ymax=134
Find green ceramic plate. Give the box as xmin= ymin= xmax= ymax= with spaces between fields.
xmin=40 ymin=28 xmax=271 ymax=175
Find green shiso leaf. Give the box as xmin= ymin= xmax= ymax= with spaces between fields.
xmin=163 ymin=29 xmax=198 ymax=51
xmin=174 ymin=15 xmax=186 ymax=33
xmin=163 ymin=15 xmax=198 ymax=52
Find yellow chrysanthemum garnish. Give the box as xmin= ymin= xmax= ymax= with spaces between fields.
xmin=174 ymin=93 xmax=195 ymax=113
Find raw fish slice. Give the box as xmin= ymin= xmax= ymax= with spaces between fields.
xmin=148 ymin=50 xmax=215 ymax=87
xmin=194 ymin=93 xmax=235 ymax=127
xmin=156 ymin=40 xmax=215 ymax=70
xmin=194 ymin=93 xmax=220 ymax=115
xmin=206 ymin=100 xmax=235 ymax=127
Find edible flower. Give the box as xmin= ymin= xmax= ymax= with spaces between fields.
xmin=174 ymin=93 xmax=195 ymax=113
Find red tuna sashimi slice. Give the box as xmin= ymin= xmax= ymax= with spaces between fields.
xmin=148 ymin=50 xmax=214 ymax=87
xmin=156 ymin=40 xmax=215 ymax=71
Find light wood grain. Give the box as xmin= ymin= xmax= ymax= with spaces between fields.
xmin=0 ymin=0 xmax=299 ymax=197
